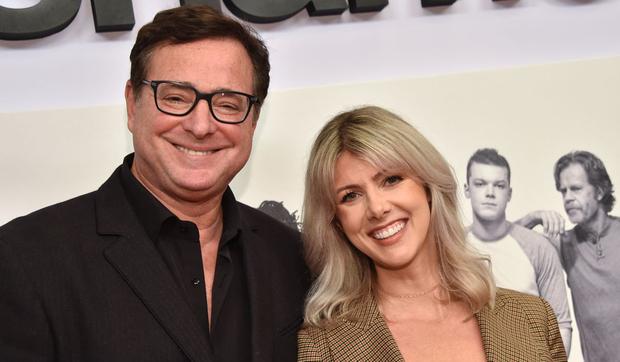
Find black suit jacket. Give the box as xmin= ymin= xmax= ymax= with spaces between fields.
xmin=0 ymin=166 xmax=309 ymax=362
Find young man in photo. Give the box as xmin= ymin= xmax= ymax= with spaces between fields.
xmin=465 ymin=148 xmax=572 ymax=354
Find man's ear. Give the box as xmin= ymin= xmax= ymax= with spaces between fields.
xmin=596 ymin=187 xmax=604 ymax=201
xmin=464 ymin=183 xmax=471 ymax=199
xmin=251 ymin=106 xmax=261 ymax=129
xmin=125 ymin=80 xmax=136 ymax=133
xmin=508 ymin=187 xmax=513 ymax=202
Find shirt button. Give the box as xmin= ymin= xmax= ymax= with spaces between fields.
xmin=192 ymin=278 xmax=201 ymax=286
xmin=180 ymin=225 xmax=188 ymax=233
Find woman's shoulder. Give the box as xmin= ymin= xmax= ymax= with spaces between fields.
xmin=490 ymin=287 xmax=557 ymax=326
xmin=297 ymin=318 xmax=363 ymax=362
xmin=297 ymin=322 xmax=331 ymax=360
xmin=482 ymin=288 xmax=567 ymax=361
xmin=494 ymin=287 xmax=551 ymax=309
xmin=298 ymin=322 xmax=332 ymax=340
xmin=298 ymin=297 xmax=398 ymax=361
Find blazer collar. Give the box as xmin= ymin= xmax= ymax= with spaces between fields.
xmin=340 ymin=291 xmax=533 ymax=361
xmin=95 ymin=168 xmax=214 ymax=362
xmin=327 ymin=295 xmax=405 ymax=361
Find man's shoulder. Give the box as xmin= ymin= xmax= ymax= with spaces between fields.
xmin=0 ymin=191 xmax=102 ymax=262
xmin=1 ymin=164 xmax=124 ymax=236
xmin=509 ymin=223 xmax=561 ymax=261
xmin=609 ymin=215 xmax=620 ymax=228
xmin=1 ymin=191 xmax=98 ymax=235
xmin=509 ymin=223 xmax=548 ymax=243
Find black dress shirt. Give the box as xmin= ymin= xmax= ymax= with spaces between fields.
xmin=119 ymin=155 xmax=251 ymax=362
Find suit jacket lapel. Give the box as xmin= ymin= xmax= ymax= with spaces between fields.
xmin=95 ymin=170 xmax=214 ymax=362
xmin=240 ymin=219 xmax=275 ymax=362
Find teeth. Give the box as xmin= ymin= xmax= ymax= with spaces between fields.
xmin=176 ymin=145 xmax=212 ymax=156
xmin=373 ymin=221 xmax=405 ymax=240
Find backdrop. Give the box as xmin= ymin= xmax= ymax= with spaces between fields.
xmin=2 ymin=1 xmax=620 ymax=360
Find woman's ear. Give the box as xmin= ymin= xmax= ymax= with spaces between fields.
xmin=425 ymin=186 xmax=432 ymax=206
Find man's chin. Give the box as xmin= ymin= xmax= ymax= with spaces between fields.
xmin=568 ymin=216 xmax=583 ymax=225
xmin=475 ymin=211 xmax=502 ymax=222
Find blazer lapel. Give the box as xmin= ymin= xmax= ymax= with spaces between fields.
xmin=241 ymin=221 xmax=275 ymax=362
xmin=328 ymin=296 xmax=404 ymax=361
xmin=95 ymin=171 xmax=214 ymax=362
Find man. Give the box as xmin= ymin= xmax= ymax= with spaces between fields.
xmin=464 ymin=148 xmax=572 ymax=353
xmin=0 ymin=6 xmax=308 ymax=362
xmin=519 ymin=150 xmax=620 ymax=361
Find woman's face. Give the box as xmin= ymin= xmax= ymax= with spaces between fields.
xmin=333 ymin=151 xmax=436 ymax=272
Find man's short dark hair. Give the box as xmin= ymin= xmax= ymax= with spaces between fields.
xmin=466 ymin=148 xmax=511 ymax=184
xmin=554 ymin=150 xmax=615 ymax=213
xmin=129 ymin=5 xmax=270 ymax=106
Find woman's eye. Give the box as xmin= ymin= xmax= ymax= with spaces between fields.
xmin=385 ymin=175 xmax=403 ymax=185
xmin=340 ymin=192 xmax=358 ymax=203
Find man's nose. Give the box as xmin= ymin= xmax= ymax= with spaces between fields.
xmin=485 ymin=185 xmax=495 ymax=197
xmin=563 ymin=190 xmax=575 ymax=203
xmin=182 ymin=99 xmax=218 ymax=138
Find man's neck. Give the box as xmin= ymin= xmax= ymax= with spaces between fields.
xmin=471 ymin=217 xmax=511 ymax=241
xmin=579 ymin=208 xmax=610 ymax=235
xmin=148 ymin=188 xmax=225 ymax=247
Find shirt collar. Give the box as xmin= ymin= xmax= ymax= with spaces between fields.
xmin=220 ymin=187 xmax=242 ymax=245
xmin=119 ymin=153 xmax=242 ymax=245
xmin=574 ymin=215 xmax=618 ymax=243
xmin=119 ymin=154 xmax=174 ymax=242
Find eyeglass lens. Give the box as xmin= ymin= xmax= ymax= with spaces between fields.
xmin=155 ymin=82 xmax=251 ymax=122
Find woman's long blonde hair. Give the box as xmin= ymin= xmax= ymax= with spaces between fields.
xmin=302 ymin=106 xmax=495 ymax=326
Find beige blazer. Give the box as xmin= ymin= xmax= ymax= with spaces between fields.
xmin=298 ymin=288 xmax=567 ymax=361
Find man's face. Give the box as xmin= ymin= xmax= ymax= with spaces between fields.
xmin=125 ymin=38 xmax=257 ymax=203
xmin=465 ymin=162 xmax=512 ymax=223
xmin=558 ymin=163 xmax=602 ymax=225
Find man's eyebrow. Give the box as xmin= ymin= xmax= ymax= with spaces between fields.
xmin=160 ymin=80 xmax=193 ymax=86
xmin=212 ymin=87 xmax=242 ymax=93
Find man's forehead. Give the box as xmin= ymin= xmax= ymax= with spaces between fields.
xmin=148 ymin=38 xmax=249 ymax=66
xmin=559 ymin=166 xmax=599 ymax=196
xmin=560 ymin=163 xmax=589 ymax=184
xmin=470 ymin=162 xmax=509 ymax=180
xmin=145 ymin=38 xmax=254 ymax=89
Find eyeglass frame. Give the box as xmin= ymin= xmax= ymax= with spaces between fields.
xmin=141 ymin=80 xmax=259 ymax=124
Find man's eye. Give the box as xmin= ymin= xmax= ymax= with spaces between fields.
xmin=162 ymin=95 xmax=191 ymax=104
xmin=214 ymin=102 xmax=242 ymax=114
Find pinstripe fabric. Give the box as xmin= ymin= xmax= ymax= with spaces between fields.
xmin=298 ymin=288 xmax=567 ymax=361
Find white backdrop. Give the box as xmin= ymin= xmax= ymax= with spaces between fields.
xmin=2 ymin=1 xmax=620 ymax=360
xmin=2 ymin=0 xmax=620 ymax=112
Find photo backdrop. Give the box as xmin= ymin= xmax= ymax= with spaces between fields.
xmin=2 ymin=0 xmax=620 ymax=359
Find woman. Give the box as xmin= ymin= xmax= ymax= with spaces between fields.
xmin=298 ymin=106 xmax=567 ymax=361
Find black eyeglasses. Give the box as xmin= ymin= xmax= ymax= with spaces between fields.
xmin=142 ymin=80 xmax=259 ymax=124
